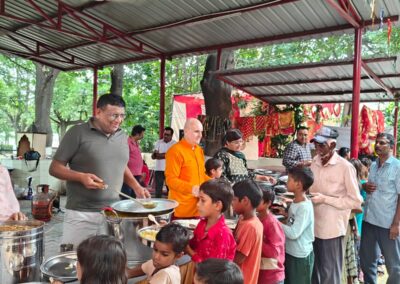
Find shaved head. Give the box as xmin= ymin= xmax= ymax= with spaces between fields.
xmin=184 ymin=118 xmax=203 ymax=146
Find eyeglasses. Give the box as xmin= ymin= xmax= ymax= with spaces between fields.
xmin=230 ymin=140 xmax=244 ymax=145
xmin=107 ymin=113 xmax=126 ymax=121
xmin=376 ymin=141 xmax=389 ymax=146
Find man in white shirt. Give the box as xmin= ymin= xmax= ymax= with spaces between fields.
xmin=152 ymin=127 xmax=176 ymax=198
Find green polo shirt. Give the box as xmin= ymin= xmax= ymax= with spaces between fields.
xmin=53 ymin=118 xmax=129 ymax=211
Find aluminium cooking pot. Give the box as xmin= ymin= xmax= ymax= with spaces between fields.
xmin=0 ymin=220 xmax=44 ymax=284
xmin=103 ymin=199 xmax=177 ymax=266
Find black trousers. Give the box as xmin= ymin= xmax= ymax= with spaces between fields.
xmin=154 ymin=171 xmax=168 ymax=198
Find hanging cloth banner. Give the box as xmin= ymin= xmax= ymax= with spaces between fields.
xmin=387 ymin=18 xmax=392 ymax=45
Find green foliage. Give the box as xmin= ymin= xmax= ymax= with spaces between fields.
xmin=121 ymin=56 xmax=206 ymax=152
xmin=383 ymin=102 xmax=400 ymax=157
xmin=235 ymin=27 xmax=400 ymax=67
xmin=0 ymin=55 xmax=35 ymax=145
xmin=0 ymin=26 xmax=399 ymax=155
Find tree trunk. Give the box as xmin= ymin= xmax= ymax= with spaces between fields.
xmin=110 ymin=64 xmax=124 ymax=96
xmin=34 ymin=63 xmax=60 ymax=147
xmin=341 ymin=103 xmax=352 ymax=127
xmin=201 ymin=51 xmax=234 ymax=156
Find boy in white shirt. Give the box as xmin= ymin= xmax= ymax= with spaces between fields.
xmin=275 ymin=168 xmax=314 ymax=284
xmin=127 ymin=223 xmax=190 ymax=283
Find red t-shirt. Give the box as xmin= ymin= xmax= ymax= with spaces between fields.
xmin=127 ymin=137 xmax=143 ymax=176
xmin=189 ymin=215 xmax=236 ymax=262
xmin=258 ymin=213 xmax=285 ymax=284
xmin=235 ymin=216 xmax=263 ymax=284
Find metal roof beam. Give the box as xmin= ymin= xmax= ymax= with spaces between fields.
xmin=129 ymin=0 xmax=299 ymax=35
xmin=8 ymin=0 xmax=106 ymax=33
xmin=253 ymin=88 xmax=400 ymax=98
xmin=0 ymin=47 xmax=67 ymax=70
xmin=0 ymin=0 xmax=162 ymax=57
xmin=326 ymin=0 xmax=361 ymax=28
xmin=217 ymin=75 xmax=258 ymax=98
xmin=0 ymin=26 xmax=94 ymax=66
xmin=49 ymin=0 xmax=300 ymax=54
xmin=64 ymin=55 xmax=156 ymax=71
xmin=216 ymin=56 xmax=396 ymax=76
xmin=262 ymin=98 xmax=396 ymax=104
xmin=0 ymin=46 xmax=88 ymax=68
xmin=166 ymin=15 xmax=397 ymax=58
xmin=361 ymin=60 xmax=395 ymax=96
xmin=239 ymin=74 xmax=400 ymax=88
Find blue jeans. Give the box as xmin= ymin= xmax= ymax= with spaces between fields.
xmin=360 ymin=221 xmax=400 ymax=284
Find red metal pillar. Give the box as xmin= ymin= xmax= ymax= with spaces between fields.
xmin=92 ymin=67 xmax=98 ymax=115
xmin=350 ymin=28 xmax=362 ymax=159
xmin=394 ymin=101 xmax=399 ymax=156
xmin=159 ymin=56 xmax=166 ymax=138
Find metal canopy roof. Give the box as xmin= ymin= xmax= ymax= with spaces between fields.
xmin=215 ymin=56 xmax=400 ymax=104
xmin=0 ymin=0 xmax=398 ymax=71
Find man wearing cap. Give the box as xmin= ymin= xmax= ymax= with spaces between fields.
xmin=282 ymin=126 xmax=312 ymax=170
xmin=309 ymin=126 xmax=362 ymax=284
xmin=360 ymin=133 xmax=400 ymax=284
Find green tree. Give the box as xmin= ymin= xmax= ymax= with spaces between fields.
xmin=0 ymin=55 xmax=35 ymax=147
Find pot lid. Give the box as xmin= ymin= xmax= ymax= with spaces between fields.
xmin=111 ymin=198 xmax=178 ymax=215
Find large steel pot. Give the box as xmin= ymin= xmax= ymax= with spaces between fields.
xmin=0 ymin=220 xmax=44 ymax=283
xmin=104 ymin=199 xmax=177 ymax=266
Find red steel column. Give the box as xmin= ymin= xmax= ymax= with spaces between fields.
xmin=159 ymin=56 xmax=166 ymax=138
xmin=350 ymin=28 xmax=362 ymax=158
xmin=394 ymin=101 xmax=399 ymax=156
xmin=92 ymin=67 xmax=98 ymax=115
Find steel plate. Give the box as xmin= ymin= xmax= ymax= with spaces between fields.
xmin=40 ymin=252 xmax=77 ymax=281
xmin=137 ymin=225 xmax=161 ymax=243
xmin=111 ymin=198 xmax=178 ymax=214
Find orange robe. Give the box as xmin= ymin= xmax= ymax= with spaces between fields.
xmin=165 ymin=139 xmax=209 ymax=218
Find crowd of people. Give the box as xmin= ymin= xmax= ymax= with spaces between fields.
xmin=1 ymin=93 xmax=399 ymax=284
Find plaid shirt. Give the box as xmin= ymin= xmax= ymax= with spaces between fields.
xmin=282 ymin=140 xmax=312 ymax=170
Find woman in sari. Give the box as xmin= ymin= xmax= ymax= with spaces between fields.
xmin=214 ymin=129 xmax=275 ymax=185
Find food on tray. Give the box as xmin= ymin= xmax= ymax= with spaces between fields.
xmin=0 ymin=225 xmax=34 ymax=232
xmin=173 ymin=219 xmax=200 ymax=229
xmin=65 ymin=262 xmax=76 ymax=270
xmin=139 ymin=229 xmax=159 ymax=242
xmin=141 ymin=201 xmax=157 ymax=209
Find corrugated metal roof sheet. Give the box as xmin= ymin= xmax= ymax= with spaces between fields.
xmin=0 ymin=0 xmax=398 ymax=70
xmin=215 ymin=56 xmax=400 ymax=104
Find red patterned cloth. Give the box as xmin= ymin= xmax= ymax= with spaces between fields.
xmin=279 ymin=111 xmax=295 ymax=135
xmin=237 ymin=116 xmax=267 ymax=140
xmin=359 ymin=105 xmax=385 ymax=155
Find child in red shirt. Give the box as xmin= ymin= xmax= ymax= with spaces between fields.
xmin=257 ymin=187 xmax=285 ymax=284
xmin=232 ymin=180 xmax=264 ymax=284
xmin=186 ymin=179 xmax=236 ymax=262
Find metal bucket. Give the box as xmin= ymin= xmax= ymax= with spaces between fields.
xmin=0 ymin=220 xmax=44 ymax=283
xmin=103 ymin=205 xmax=174 ymax=267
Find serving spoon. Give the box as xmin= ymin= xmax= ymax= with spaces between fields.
xmin=148 ymin=214 xmax=161 ymax=227
xmin=112 ymin=188 xmax=157 ymax=209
